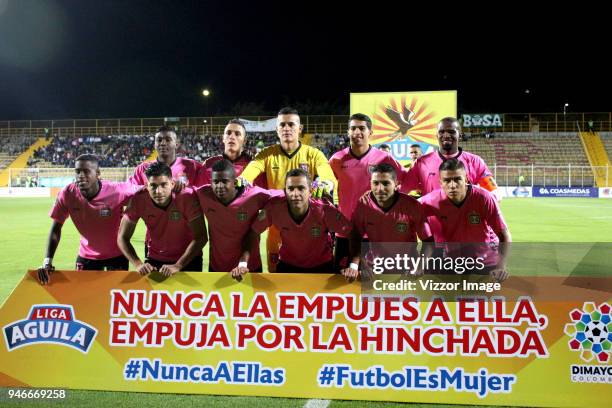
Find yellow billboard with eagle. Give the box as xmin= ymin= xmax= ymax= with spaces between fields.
xmin=350 ymin=90 xmax=457 ymax=163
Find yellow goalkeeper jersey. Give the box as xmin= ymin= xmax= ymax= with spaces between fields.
xmin=241 ymin=142 xmax=337 ymax=190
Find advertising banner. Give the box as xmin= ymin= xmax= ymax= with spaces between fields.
xmin=1 ymin=270 xmax=610 ymax=407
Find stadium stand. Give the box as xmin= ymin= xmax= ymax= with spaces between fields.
xmin=0 ymin=135 xmax=38 ymax=170
xmin=600 ymin=132 xmax=612 ymax=157
xmin=461 ymin=132 xmax=590 ymax=166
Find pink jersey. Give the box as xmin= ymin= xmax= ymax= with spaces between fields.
xmin=419 ymin=185 xmax=507 ymax=265
xmin=403 ymin=148 xmax=493 ymax=195
xmin=197 ymin=153 xmax=267 ymax=188
xmin=196 ymin=185 xmax=273 ymax=272
xmin=124 ymin=188 xmax=202 ymax=262
xmin=329 ymin=146 xmax=407 ymax=237
xmin=353 ymin=192 xmax=431 ymax=242
xmin=251 ymin=196 xmax=352 ymax=269
xmin=129 ymin=157 xmax=202 ymax=187
xmin=50 ymin=181 xmax=141 ymax=260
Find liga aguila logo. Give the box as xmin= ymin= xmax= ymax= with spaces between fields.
xmin=3 ymin=305 xmax=97 ymax=353
xmin=564 ymin=302 xmax=611 ymax=363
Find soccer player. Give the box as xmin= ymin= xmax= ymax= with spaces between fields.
xmin=342 ymin=164 xmax=433 ymax=278
xmin=329 ymin=113 xmax=407 ymax=271
xmin=251 ymin=169 xmax=351 ymax=273
xmin=241 ymin=107 xmax=337 ymax=271
xmin=195 ymin=159 xmax=276 ymax=279
xmin=37 ymin=154 xmax=142 ymax=285
xmin=409 ymin=144 xmax=423 ymax=161
xmin=197 ymin=119 xmax=266 ymax=187
xmin=118 ymin=162 xmax=206 ymax=276
xmin=404 ymin=117 xmax=500 ymax=199
xmin=419 ymin=159 xmax=511 ymax=280
xmin=378 ymin=144 xmax=391 ymax=153
xmin=130 ymin=126 xmax=202 ymax=188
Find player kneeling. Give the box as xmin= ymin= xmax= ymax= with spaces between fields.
xmin=419 ymin=159 xmax=511 ymax=281
xmin=251 ymin=169 xmax=351 ymax=274
xmin=117 ymin=162 xmax=206 ymax=277
xmin=343 ymin=164 xmax=434 ymax=279
xmin=196 ymin=159 xmax=277 ymax=281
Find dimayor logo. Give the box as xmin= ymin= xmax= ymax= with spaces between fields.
xmin=3 ymin=305 xmax=97 ymax=353
xmin=564 ymin=302 xmax=611 ymax=363
xmin=371 ymin=96 xmax=437 ymax=146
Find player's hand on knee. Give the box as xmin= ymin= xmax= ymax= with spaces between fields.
xmin=159 ymin=263 xmax=180 ymax=277
xmin=490 ymin=267 xmax=508 ymax=282
xmin=230 ymin=265 xmax=249 ymax=281
xmin=341 ymin=262 xmax=360 ymax=283
xmin=37 ymin=260 xmax=54 ymax=285
xmin=137 ymin=262 xmax=157 ymax=276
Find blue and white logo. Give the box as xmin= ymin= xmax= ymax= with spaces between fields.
xmin=3 ymin=305 xmax=97 ymax=353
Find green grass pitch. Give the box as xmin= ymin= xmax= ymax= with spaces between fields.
xmin=1 ymin=197 xmax=611 ymax=407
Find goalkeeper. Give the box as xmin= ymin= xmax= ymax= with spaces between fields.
xmin=240 ymin=107 xmax=337 ymax=271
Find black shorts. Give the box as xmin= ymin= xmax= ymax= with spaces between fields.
xmin=276 ymin=260 xmax=334 ymax=273
xmin=145 ymin=255 xmax=203 ymax=272
xmin=75 ymin=255 xmax=129 ymax=271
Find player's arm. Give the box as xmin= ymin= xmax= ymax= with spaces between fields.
xmin=230 ymin=229 xmax=258 ymax=281
xmin=314 ymin=150 xmax=338 ymax=192
xmin=484 ymin=191 xmax=511 ymax=281
xmin=324 ymin=203 xmax=358 ymax=282
xmin=117 ymin=216 xmax=155 ymax=276
xmin=160 ymin=215 xmax=207 ymax=276
xmin=492 ymin=228 xmax=512 ymax=282
xmin=475 ymin=158 xmax=501 ymax=201
xmin=240 ymin=152 xmax=267 ymax=184
xmin=398 ymin=161 xmax=421 ymax=196
xmin=343 ymin=228 xmax=363 ymax=282
xmin=412 ymin=200 xmax=434 ymax=274
xmin=128 ymin=164 xmax=146 ymax=186
xmin=38 ymin=221 xmax=63 ymax=285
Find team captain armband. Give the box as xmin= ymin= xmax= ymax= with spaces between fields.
xmin=478 ymin=175 xmax=498 ymax=192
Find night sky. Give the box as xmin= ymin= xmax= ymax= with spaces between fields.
xmin=0 ymin=0 xmax=608 ymax=120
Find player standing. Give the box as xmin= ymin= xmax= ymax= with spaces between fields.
xmin=329 ymin=113 xmax=408 ymax=271
xmin=404 ymin=117 xmax=500 ymax=199
xmin=241 ymin=107 xmax=337 ymax=271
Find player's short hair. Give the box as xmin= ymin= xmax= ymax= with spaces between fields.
xmin=75 ymin=154 xmax=99 ymax=166
xmin=438 ymin=117 xmax=461 ymax=130
xmin=226 ymin=118 xmax=247 ymax=136
xmin=278 ymin=107 xmax=299 ymax=116
xmin=371 ymin=163 xmax=397 ymax=181
xmin=211 ymin=159 xmax=236 ymax=178
xmin=439 ymin=158 xmax=466 ymax=172
xmin=410 ymin=144 xmax=421 ymax=149
xmin=379 ymin=143 xmax=391 ymax=150
xmin=285 ymin=168 xmax=311 ymax=185
xmin=349 ymin=113 xmax=373 ymax=130
xmin=145 ymin=161 xmax=172 ymax=179
xmin=157 ymin=125 xmax=177 ymax=134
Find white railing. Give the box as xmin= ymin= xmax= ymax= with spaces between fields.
xmin=8 ymin=165 xmax=611 ymax=189
xmin=493 ymin=165 xmax=610 ymax=187
xmin=8 ymin=167 xmax=135 ymax=188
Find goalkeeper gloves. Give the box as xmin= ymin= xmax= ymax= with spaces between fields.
xmin=312 ymin=178 xmax=334 ymax=200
